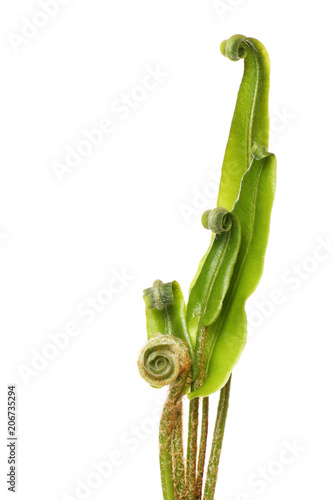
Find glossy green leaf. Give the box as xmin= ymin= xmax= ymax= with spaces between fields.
xmin=188 ymin=143 xmax=276 ymax=399
xmin=144 ymin=280 xmax=198 ymax=379
xmin=186 ymin=209 xmax=241 ymax=337
xmin=217 ymin=35 xmax=270 ymax=211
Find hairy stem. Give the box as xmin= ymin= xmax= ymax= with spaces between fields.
xmin=160 ymin=372 xmax=190 ymax=500
xmin=172 ymin=401 xmax=187 ymax=499
xmin=196 ymin=397 xmax=209 ymax=498
xmin=203 ymin=375 xmax=232 ymax=500
xmin=187 ymin=397 xmax=199 ymax=499
xmin=187 ymin=324 xmax=208 ymax=499
xmin=160 ymin=374 xmax=188 ymax=499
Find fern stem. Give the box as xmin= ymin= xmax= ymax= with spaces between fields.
xmin=203 ymin=375 xmax=231 ymax=500
xmin=172 ymin=400 xmax=187 ymax=499
xmin=196 ymin=397 xmax=209 ymax=498
xmin=187 ymin=324 xmax=208 ymax=499
xmin=160 ymin=373 xmax=188 ymax=500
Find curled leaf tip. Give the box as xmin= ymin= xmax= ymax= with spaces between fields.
xmin=220 ymin=34 xmax=247 ymax=61
xmin=217 ymin=34 xmax=270 ymax=210
xmin=138 ymin=334 xmax=192 ymax=388
xmin=143 ymin=279 xmax=174 ymax=310
xmin=252 ymin=142 xmax=270 ymax=160
xmin=202 ymin=207 xmax=233 ymax=234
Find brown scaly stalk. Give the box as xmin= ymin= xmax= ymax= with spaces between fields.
xmin=159 ymin=368 xmax=192 ymax=499
xmin=159 ymin=378 xmax=186 ymax=500
xmin=196 ymin=397 xmax=209 ymax=498
xmin=187 ymin=324 xmax=209 ymax=499
xmin=186 ymin=397 xmax=199 ymax=499
xmin=171 ymin=401 xmax=187 ymax=499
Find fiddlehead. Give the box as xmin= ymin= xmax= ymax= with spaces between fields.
xmin=138 ymin=335 xmax=192 ymax=500
xmin=138 ymin=334 xmax=191 ymax=389
xmin=220 ymin=34 xmax=248 ymax=61
xmin=138 ymin=33 xmax=275 ymax=500
xmin=143 ymin=279 xmax=174 ymax=311
xmin=201 ymin=207 xmax=233 ymax=234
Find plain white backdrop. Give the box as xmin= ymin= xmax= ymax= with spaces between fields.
xmin=1 ymin=1 xmax=331 ymax=499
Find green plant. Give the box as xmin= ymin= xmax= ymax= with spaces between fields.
xmin=138 ymin=34 xmax=276 ymax=500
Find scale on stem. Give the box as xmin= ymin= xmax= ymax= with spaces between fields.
xmin=138 ymin=34 xmax=277 ymax=499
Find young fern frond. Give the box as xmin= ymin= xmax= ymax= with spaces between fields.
xmin=138 ymin=34 xmax=276 ymax=500
xmin=138 ymin=335 xmax=192 ymax=499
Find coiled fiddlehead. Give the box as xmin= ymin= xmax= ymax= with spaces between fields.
xmin=143 ymin=279 xmax=174 ymax=311
xmin=138 ymin=334 xmax=191 ymax=388
xmin=138 ymin=335 xmax=192 ymax=500
xmin=201 ymin=207 xmax=233 ymax=234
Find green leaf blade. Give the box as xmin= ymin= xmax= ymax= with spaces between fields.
xmin=217 ymin=35 xmax=271 ymax=211
xmin=187 ymin=215 xmax=241 ymax=335
xmin=188 ymin=147 xmax=277 ymax=399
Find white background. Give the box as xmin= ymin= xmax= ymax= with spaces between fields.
xmin=0 ymin=1 xmax=331 ymax=499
